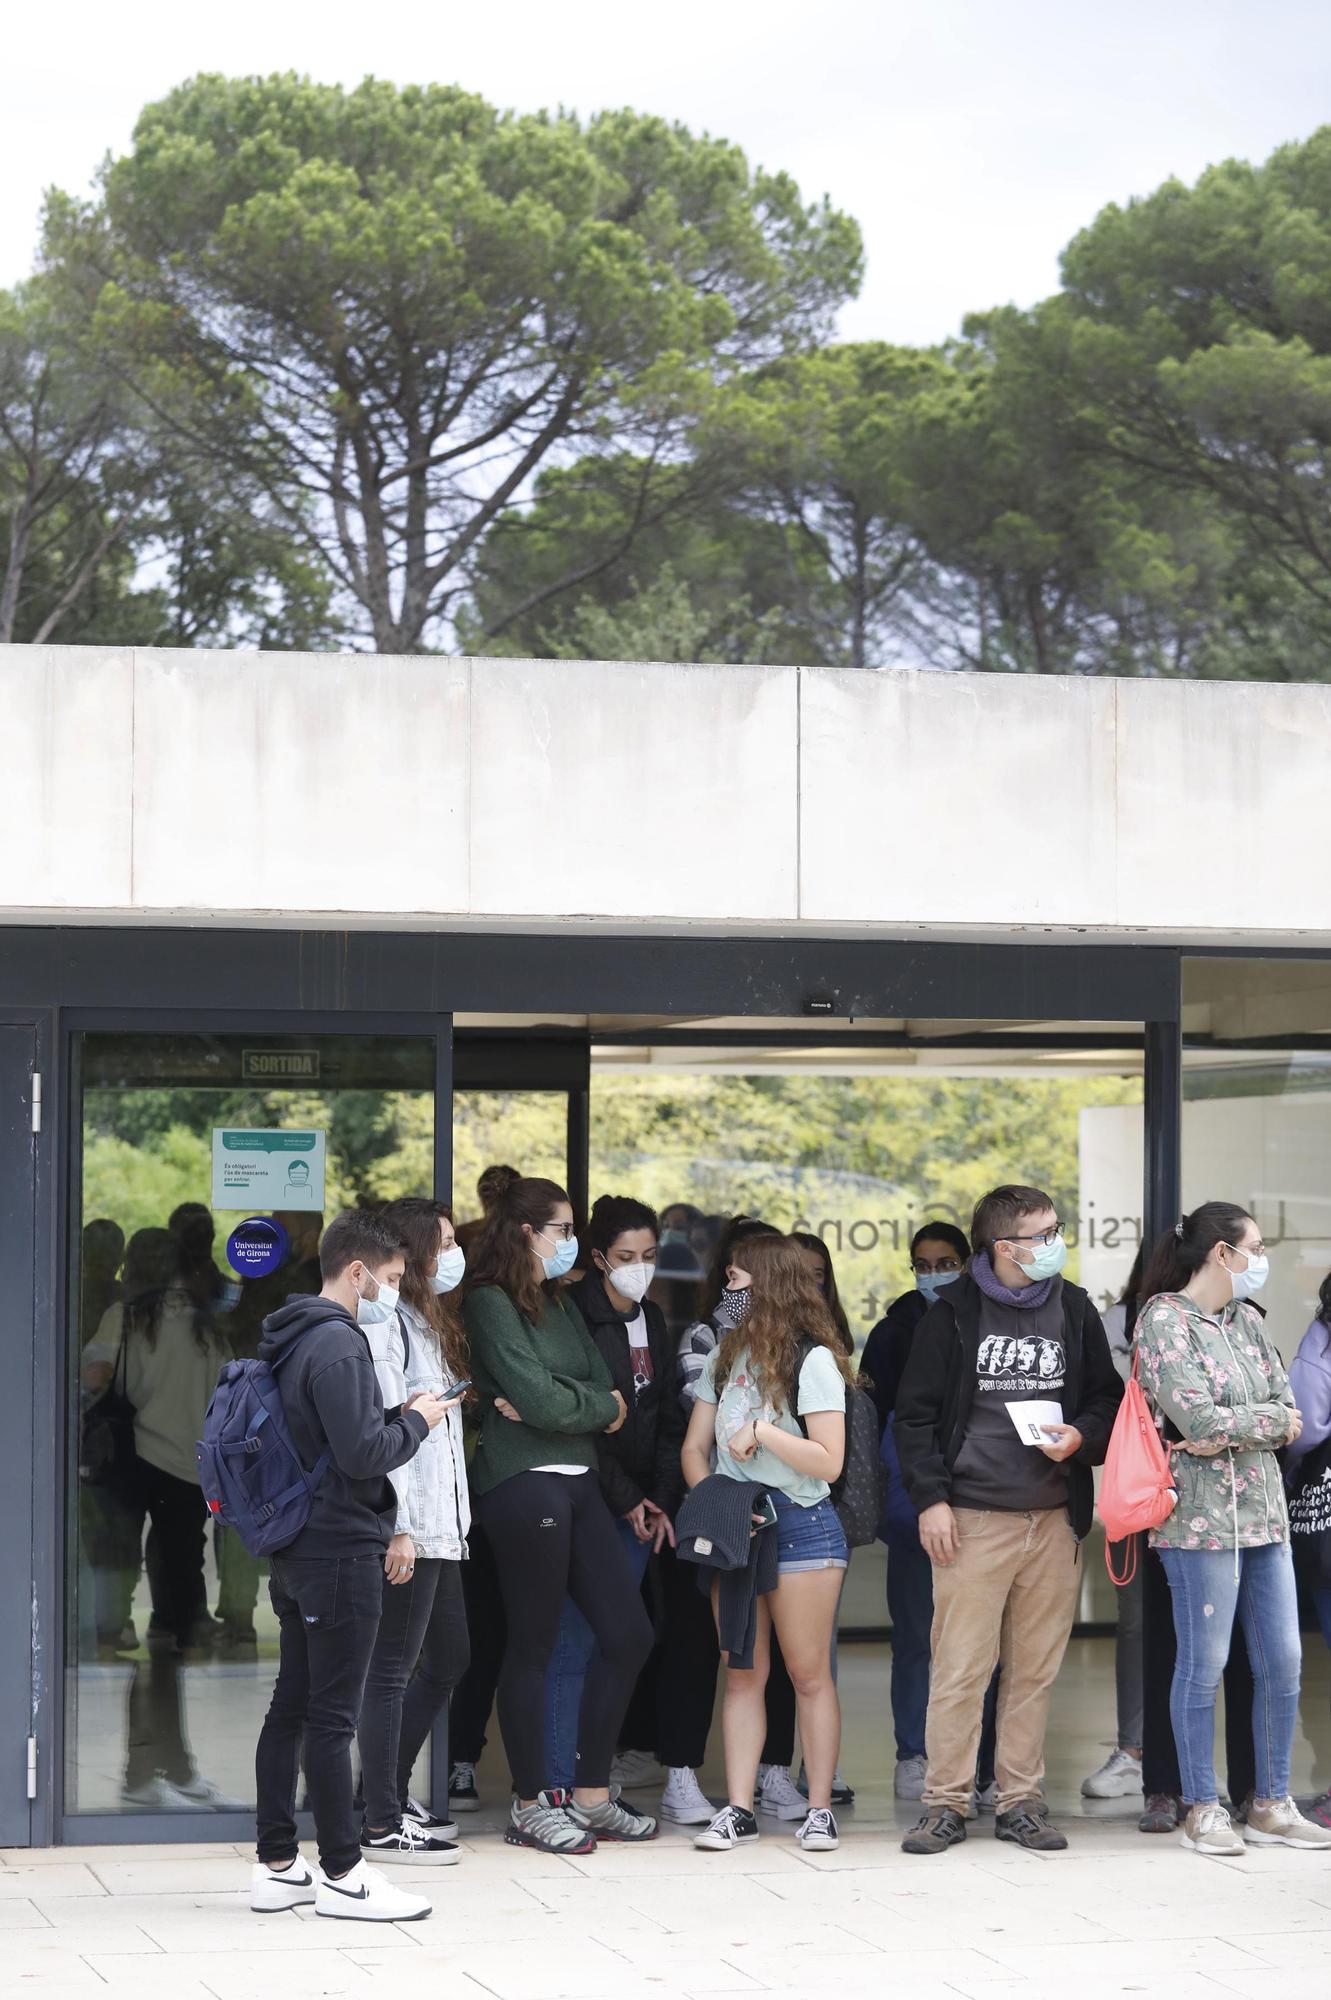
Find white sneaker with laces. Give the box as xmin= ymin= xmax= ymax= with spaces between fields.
xmin=1081 ymin=1748 xmax=1144 ymax=1799
xmin=894 ymin=1755 xmax=927 ymax=1800
xmin=797 ymin=1807 xmax=840 ymax=1851
xmin=1181 ymin=1802 xmax=1245 ymax=1857
xmin=315 ymin=1858 xmax=431 ymax=1921
xmin=659 ymin=1767 xmax=715 ymax=1824
xmin=250 ymin=1858 xmax=317 ymax=1911
xmin=609 ymin=1748 xmax=659 ymax=1790
xmin=758 ymin=1765 xmax=809 ymax=1821
xmin=1244 ymin=1795 xmax=1331 ymax=1849
xmin=175 ymin=1773 xmax=247 ymax=1811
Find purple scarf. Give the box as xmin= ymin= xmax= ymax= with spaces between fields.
xmin=971 ymin=1250 xmax=1055 ymax=1312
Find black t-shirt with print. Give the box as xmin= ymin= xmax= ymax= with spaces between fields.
xmin=951 ymin=1288 xmax=1072 ymax=1512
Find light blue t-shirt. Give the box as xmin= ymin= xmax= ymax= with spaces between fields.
xmin=697 ymin=1342 xmax=846 ymax=1506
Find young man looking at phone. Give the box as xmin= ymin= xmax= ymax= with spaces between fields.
xmin=894 ymin=1185 xmax=1122 ymax=1856
xmin=250 ymin=1210 xmax=452 ymax=1922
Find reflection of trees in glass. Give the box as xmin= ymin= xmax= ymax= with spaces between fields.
xmin=451 ymin=1094 xmax=568 ymax=1224
xmin=590 ymin=1072 xmax=1141 ymax=1336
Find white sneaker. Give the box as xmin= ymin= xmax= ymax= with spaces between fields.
xmin=1081 ymin=1748 xmax=1144 ymax=1799
xmin=174 ymin=1773 xmax=247 ymax=1811
xmin=1244 ymin=1795 xmax=1331 ymax=1849
xmin=758 ymin=1765 xmax=809 ymax=1821
xmin=120 ymin=1776 xmax=195 ymax=1811
xmin=1181 ymin=1803 xmax=1245 ymax=1857
xmin=895 ymin=1755 xmax=927 ymax=1800
xmin=251 ymin=1857 xmax=317 ymax=1911
xmin=797 ymin=1807 xmax=840 ymax=1851
xmin=315 ymin=1858 xmax=431 ymax=1921
xmin=609 ymin=1748 xmax=659 ymax=1790
xmin=659 ymin=1767 xmax=715 ymax=1825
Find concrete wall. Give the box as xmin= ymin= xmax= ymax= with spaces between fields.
xmin=5 ymin=643 xmax=1331 ymax=938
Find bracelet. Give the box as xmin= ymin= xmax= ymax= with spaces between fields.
xmin=751 ymin=1419 xmax=761 ymax=1449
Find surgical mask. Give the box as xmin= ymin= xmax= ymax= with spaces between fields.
xmin=916 ymin=1270 xmax=962 ymax=1307
xmin=718 ymin=1285 xmax=752 ymax=1325
xmin=539 ymin=1231 xmax=579 ymax=1281
xmin=430 ymin=1244 xmax=466 ymax=1294
xmin=604 ymin=1259 xmax=652 ymax=1304
xmin=660 ymin=1228 xmax=689 ymax=1250
xmin=356 ymin=1273 xmax=400 ymax=1324
xmin=1015 ymin=1236 xmax=1067 ymax=1283
xmin=1228 ymin=1248 xmax=1269 ymax=1301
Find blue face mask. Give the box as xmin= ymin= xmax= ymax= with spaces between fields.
xmin=1228 ymin=1248 xmax=1269 ymax=1302
xmin=916 ymin=1270 xmax=962 ymax=1306
xmin=1014 ymin=1236 xmax=1067 ymax=1283
xmin=538 ymin=1229 xmax=579 ymax=1281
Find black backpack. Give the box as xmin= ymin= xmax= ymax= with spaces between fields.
xmin=791 ymin=1336 xmax=883 ymax=1549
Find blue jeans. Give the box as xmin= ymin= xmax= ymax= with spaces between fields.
xmin=545 ymin=1518 xmax=651 ymax=1791
xmin=1160 ymin=1541 xmax=1302 ymax=1805
xmin=886 ymin=1523 xmax=998 ymax=1780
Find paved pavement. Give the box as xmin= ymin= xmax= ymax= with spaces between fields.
xmin=4 ymin=1816 xmax=1331 ymax=2000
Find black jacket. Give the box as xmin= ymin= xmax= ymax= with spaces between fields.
xmin=569 ymin=1273 xmax=686 ymax=1517
xmin=893 ymin=1273 xmax=1122 ymax=1541
xmin=257 ymin=1293 xmax=428 ymax=1559
xmin=675 ymin=1473 xmax=777 ymax=1670
xmin=860 ymin=1289 xmax=930 ymax=1433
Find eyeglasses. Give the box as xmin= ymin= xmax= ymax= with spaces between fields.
xmin=539 ymin=1221 xmax=575 ymax=1242
xmin=913 ymin=1258 xmax=963 ymax=1275
xmin=1005 ymin=1223 xmax=1064 ymax=1248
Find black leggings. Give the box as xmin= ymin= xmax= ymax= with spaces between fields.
xmin=477 ymin=1471 xmax=653 ymax=1798
xmin=357 ymin=1558 xmax=471 ymax=1828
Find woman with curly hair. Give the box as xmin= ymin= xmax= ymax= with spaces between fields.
xmin=682 ymin=1232 xmax=853 ymax=1854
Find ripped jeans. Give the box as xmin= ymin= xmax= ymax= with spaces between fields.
xmin=1159 ymin=1541 xmax=1301 ymax=1807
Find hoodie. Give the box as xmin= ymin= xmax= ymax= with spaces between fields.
xmin=257 ymin=1293 xmax=429 ymax=1559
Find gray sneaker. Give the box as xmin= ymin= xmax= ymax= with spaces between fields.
xmin=1181 ymin=1802 xmax=1245 ymax=1857
xmin=894 ymin=1755 xmax=927 ymax=1800
xmin=1244 ymin=1796 xmax=1331 ymax=1849
xmin=566 ymin=1794 xmax=658 ymax=1842
xmin=506 ymin=1790 xmax=596 ymax=1855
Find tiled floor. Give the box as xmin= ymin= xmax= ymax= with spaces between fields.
xmin=25 ymin=1635 xmax=1331 ymax=1999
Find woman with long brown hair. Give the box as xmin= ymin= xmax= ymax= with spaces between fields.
xmin=462 ymin=1177 xmax=656 ymax=1855
xmin=355 ymin=1196 xmax=471 ymax=1863
xmin=682 ymin=1232 xmax=853 ymax=1854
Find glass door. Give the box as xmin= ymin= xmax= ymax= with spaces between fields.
xmin=64 ymin=1027 xmax=437 ymax=1827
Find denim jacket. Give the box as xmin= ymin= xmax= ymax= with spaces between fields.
xmin=1135 ymin=1292 xmax=1295 ymax=1551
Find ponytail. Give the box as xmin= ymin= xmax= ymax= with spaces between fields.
xmin=1139 ymin=1201 xmax=1252 ymax=1304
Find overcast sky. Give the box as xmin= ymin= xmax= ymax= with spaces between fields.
xmin=5 ymin=0 xmax=1331 ymax=346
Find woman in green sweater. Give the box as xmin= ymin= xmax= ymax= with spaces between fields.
xmin=462 ymin=1177 xmax=657 ymax=1854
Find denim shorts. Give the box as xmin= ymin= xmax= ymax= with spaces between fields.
xmin=772 ymin=1489 xmax=848 ymax=1574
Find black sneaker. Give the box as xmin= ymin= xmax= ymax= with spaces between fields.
xmin=449 ymin=1760 xmax=480 ymax=1812
xmin=902 ymin=1808 xmax=967 ymax=1855
xmin=995 ymin=1802 xmax=1068 ymax=1852
xmin=362 ymin=1821 xmax=461 ymax=1866
xmin=693 ymin=1804 xmax=760 ymax=1851
xmin=402 ymin=1794 xmax=459 ymax=1840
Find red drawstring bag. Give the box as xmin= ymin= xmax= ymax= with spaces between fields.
xmin=1099 ymin=1349 xmax=1177 ymax=1585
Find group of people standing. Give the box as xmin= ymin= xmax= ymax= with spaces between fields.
xmin=242 ymin=1172 xmax=1331 ymax=1923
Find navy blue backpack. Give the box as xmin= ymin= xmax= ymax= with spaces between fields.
xmin=197 ymin=1332 xmax=331 ymax=1557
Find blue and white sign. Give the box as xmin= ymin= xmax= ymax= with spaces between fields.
xmin=211 ymin=1127 xmax=326 ymax=1211
xmin=226 ymin=1215 xmax=291 ymax=1279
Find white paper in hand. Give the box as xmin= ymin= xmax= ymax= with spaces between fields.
xmin=1005 ymin=1399 xmax=1064 ymax=1446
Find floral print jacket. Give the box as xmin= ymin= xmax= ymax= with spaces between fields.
xmin=1134 ymin=1292 xmax=1296 ymax=1551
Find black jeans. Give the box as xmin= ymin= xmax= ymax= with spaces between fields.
xmin=450 ymin=1518 xmax=505 ymax=1765
xmin=1141 ymin=1540 xmax=1255 ymax=1803
xmin=256 ymin=1552 xmax=384 ymax=1877
xmin=119 ymin=1460 xmax=207 ymax=1789
xmin=477 ymin=1471 xmax=653 ymax=1798
xmin=650 ymin=1537 xmax=795 ymax=1769
xmin=357 ymin=1557 xmax=471 ymax=1828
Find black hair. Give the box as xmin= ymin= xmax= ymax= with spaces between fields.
xmin=586 ymin=1194 xmax=660 ymax=1263
xmin=1118 ymin=1241 xmax=1148 ymax=1319
xmin=319 ymin=1209 xmax=407 ymax=1283
xmin=1140 ymin=1201 xmax=1254 ymax=1302
xmin=1319 ymin=1270 xmax=1331 ymax=1329
xmin=789 ymin=1231 xmax=853 ymax=1355
xmin=909 ymin=1221 xmax=971 ymax=1265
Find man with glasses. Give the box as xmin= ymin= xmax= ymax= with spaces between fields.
xmin=894 ymin=1185 xmax=1122 ymax=1855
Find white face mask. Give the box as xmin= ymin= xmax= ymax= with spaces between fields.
xmin=1227 ymin=1246 xmax=1270 ymax=1302
xmin=430 ymin=1244 xmax=466 ymax=1295
xmin=604 ymin=1259 xmax=652 ymax=1304
xmin=355 ymin=1270 xmax=400 ymax=1325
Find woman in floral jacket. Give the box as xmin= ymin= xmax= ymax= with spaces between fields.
xmin=1136 ymin=1200 xmax=1329 ymax=1859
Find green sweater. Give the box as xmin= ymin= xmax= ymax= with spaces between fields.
xmin=463 ymin=1284 xmax=620 ymax=1497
